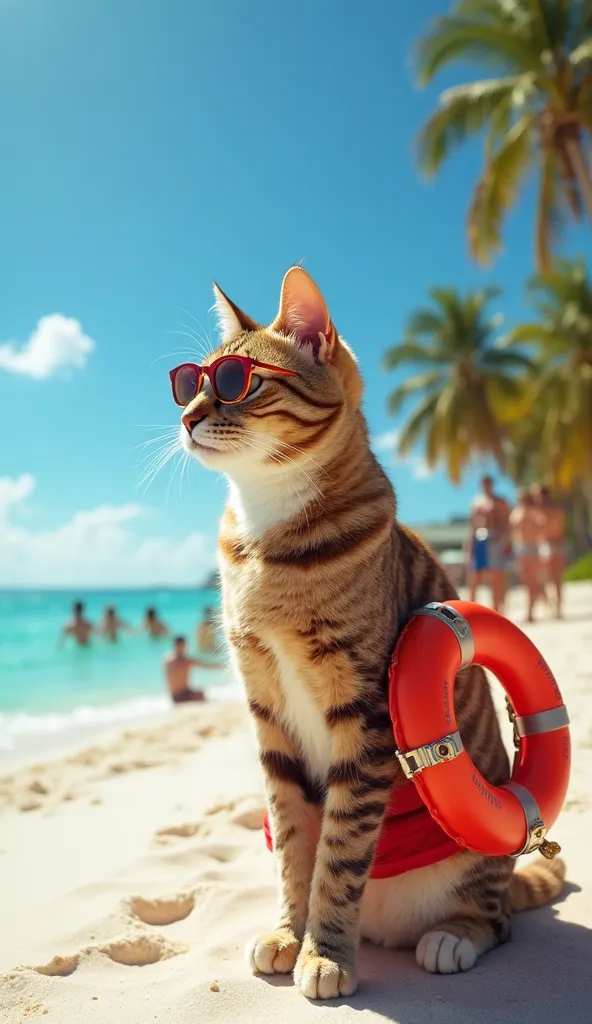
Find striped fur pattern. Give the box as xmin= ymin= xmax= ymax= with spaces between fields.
xmin=179 ymin=268 xmax=565 ymax=999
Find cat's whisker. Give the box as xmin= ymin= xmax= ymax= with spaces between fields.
xmin=134 ymin=423 xmax=182 ymax=430
xmin=234 ymin=440 xmax=312 ymax=528
xmin=241 ymin=436 xmax=325 ymax=503
xmin=173 ymin=305 xmax=216 ymax=353
xmin=165 ymin=449 xmax=186 ymax=506
xmin=177 ymin=447 xmax=192 ymax=502
xmin=148 ymin=348 xmax=204 ymax=368
xmin=234 ymin=438 xmax=319 ymax=525
xmin=237 ymin=434 xmax=325 ymax=500
xmin=240 ymin=427 xmax=330 ymax=478
xmin=137 ymin=445 xmax=179 ymax=483
xmin=129 ymin=429 xmax=180 ymax=454
xmin=172 ymin=322 xmax=211 ymax=357
xmin=165 ymin=331 xmax=209 ymax=360
xmin=137 ymin=438 xmax=182 ymax=494
xmin=134 ymin=437 xmax=181 ymax=468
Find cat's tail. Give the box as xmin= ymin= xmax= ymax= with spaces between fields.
xmin=509 ymin=856 xmax=566 ymax=912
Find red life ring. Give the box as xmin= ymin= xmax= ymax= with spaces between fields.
xmin=389 ymin=601 xmax=570 ymax=859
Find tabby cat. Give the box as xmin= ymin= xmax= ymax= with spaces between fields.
xmin=176 ymin=267 xmax=565 ymax=1000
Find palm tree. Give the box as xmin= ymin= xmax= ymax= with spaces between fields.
xmin=383 ymin=287 xmax=535 ymax=483
xmin=416 ymin=0 xmax=592 ymax=269
xmin=502 ymin=259 xmax=592 ymax=491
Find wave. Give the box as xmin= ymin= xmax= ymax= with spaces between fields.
xmin=0 ymin=682 xmax=243 ymax=753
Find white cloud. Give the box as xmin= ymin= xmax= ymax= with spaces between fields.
xmin=0 ymin=473 xmax=36 ymax=509
xmin=0 ymin=475 xmax=214 ymax=587
xmin=372 ymin=429 xmax=400 ymax=453
xmin=371 ymin=430 xmax=435 ymax=481
xmin=0 ymin=315 xmax=95 ymax=379
xmin=411 ymin=458 xmax=434 ymax=480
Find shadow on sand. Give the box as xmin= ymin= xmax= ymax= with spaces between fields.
xmin=260 ymin=889 xmax=592 ymax=1023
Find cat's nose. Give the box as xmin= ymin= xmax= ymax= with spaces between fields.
xmin=181 ymin=411 xmax=206 ymax=436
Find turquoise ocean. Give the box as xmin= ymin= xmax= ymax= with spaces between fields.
xmin=0 ymin=588 xmax=238 ymax=760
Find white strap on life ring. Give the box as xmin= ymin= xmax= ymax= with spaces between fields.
xmin=413 ymin=602 xmax=474 ymax=668
xmin=513 ymin=705 xmax=570 ymax=738
xmin=504 ymin=782 xmax=547 ymax=856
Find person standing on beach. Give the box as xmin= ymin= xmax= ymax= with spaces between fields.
xmin=533 ymin=484 xmax=566 ymax=619
xmin=98 ymin=606 xmax=132 ymax=643
xmin=140 ymin=607 xmax=169 ymax=639
xmin=60 ymin=601 xmax=94 ymax=646
xmin=163 ymin=635 xmax=221 ymax=704
xmin=510 ymin=489 xmax=544 ymax=622
xmin=467 ymin=475 xmax=512 ymax=612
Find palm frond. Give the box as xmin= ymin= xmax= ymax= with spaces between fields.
xmin=405 ymin=310 xmax=446 ymax=337
xmin=484 ymin=373 xmax=532 ymax=422
xmin=575 ymin=0 xmax=592 ymax=41
xmin=536 ymin=146 xmax=564 ymax=271
xmin=535 ymin=0 xmax=573 ymax=51
xmin=417 ymin=78 xmax=521 ymax=176
xmin=570 ymin=37 xmax=592 ymax=64
xmin=498 ymin=322 xmax=548 ymax=346
xmin=416 ymin=16 xmax=544 ymax=85
xmin=468 ymin=114 xmax=535 ymax=263
xmin=395 ymin=392 xmax=441 ymax=456
xmin=387 ymin=372 xmax=446 ymax=416
xmin=382 ymin=342 xmax=444 ymax=371
xmin=480 ymin=348 xmax=537 ymax=372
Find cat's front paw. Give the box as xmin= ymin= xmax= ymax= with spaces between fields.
xmin=246 ymin=927 xmax=301 ymax=975
xmin=294 ymin=936 xmax=358 ymax=1000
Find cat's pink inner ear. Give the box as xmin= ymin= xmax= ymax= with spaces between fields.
xmin=273 ymin=267 xmax=332 ymax=354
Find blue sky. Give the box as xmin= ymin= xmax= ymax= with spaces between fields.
xmin=0 ymin=0 xmax=589 ymax=586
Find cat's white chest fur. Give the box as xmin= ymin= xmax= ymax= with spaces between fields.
xmin=263 ymin=634 xmax=332 ymax=782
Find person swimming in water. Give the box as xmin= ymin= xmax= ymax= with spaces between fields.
xmin=97 ymin=606 xmax=132 ymax=643
xmin=163 ymin=635 xmax=222 ymax=703
xmin=141 ymin=606 xmax=169 ymax=639
xmin=60 ymin=601 xmax=94 ymax=647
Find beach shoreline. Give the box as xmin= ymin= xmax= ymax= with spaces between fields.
xmin=1 ymin=583 xmax=591 ymax=1023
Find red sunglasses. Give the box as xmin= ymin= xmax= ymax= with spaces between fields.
xmin=169 ymin=355 xmax=298 ymax=407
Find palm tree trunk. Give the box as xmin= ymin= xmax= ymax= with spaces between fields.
xmin=565 ymin=136 xmax=592 ymax=225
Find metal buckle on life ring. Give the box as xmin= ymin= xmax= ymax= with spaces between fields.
xmin=505 ymin=781 xmax=561 ymax=859
xmin=396 ymin=730 xmax=464 ymax=780
xmin=413 ymin=603 xmax=475 ymax=669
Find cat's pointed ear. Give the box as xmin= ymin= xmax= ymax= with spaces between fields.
xmin=212 ymin=282 xmax=260 ymax=342
xmin=272 ymin=267 xmax=337 ymax=363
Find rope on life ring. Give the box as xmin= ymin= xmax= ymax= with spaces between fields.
xmin=389 ymin=601 xmax=570 ymax=860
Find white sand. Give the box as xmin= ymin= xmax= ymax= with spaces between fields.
xmin=1 ymin=583 xmax=591 ymax=1023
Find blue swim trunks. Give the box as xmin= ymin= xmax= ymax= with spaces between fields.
xmin=473 ymin=536 xmax=489 ymax=571
xmin=472 ymin=535 xmax=507 ymax=571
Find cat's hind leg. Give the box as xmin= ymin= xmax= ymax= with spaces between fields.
xmin=416 ymin=913 xmax=511 ymax=974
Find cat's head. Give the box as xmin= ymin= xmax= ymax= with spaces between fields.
xmin=174 ymin=267 xmax=363 ymax=482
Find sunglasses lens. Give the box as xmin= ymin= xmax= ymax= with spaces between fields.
xmin=213 ymin=358 xmax=248 ymax=402
xmin=173 ymin=365 xmax=199 ymax=406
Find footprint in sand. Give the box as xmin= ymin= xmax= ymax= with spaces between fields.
xmin=128 ymin=893 xmax=195 ymax=926
xmin=197 ymin=843 xmax=242 ymax=863
xmin=100 ymin=934 xmax=186 ymax=966
xmin=32 ymin=955 xmax=80 ymax=977
xmin=205 ymin=796 xmax=265 ymax=831
xmin=155 ymin=821 xmax=211 ymax=842
xmin=30 ymin=935 xmax=185 ymax=976
xmin=108 ymin=758 xmax=163 ymax=774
